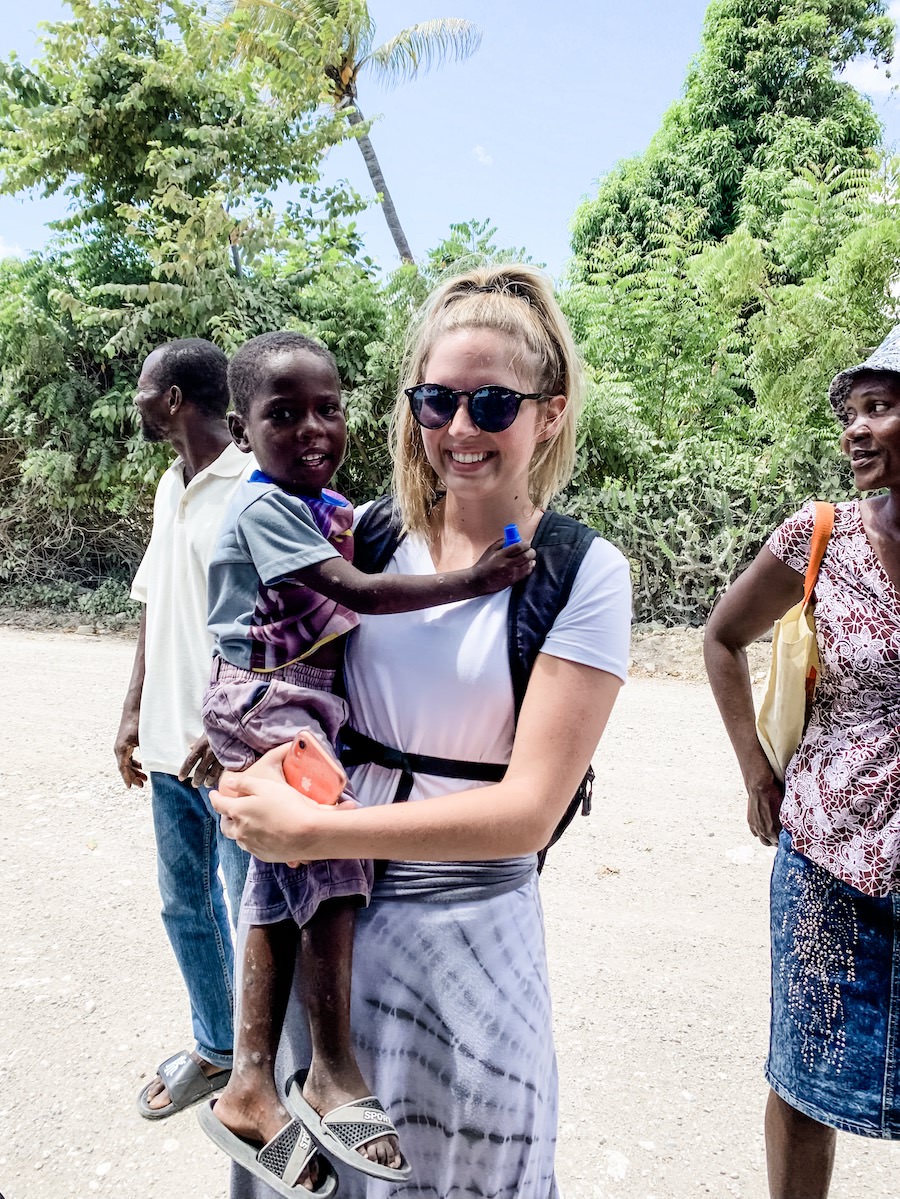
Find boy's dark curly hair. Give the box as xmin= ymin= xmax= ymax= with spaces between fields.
xmin=228 ymin=332 xmax=340 ymax=416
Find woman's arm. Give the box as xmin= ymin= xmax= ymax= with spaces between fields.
xmin=703 ymin=546 xmax=804 ymax=846
xmin=211 ymin=654 xmax=623 ymax=863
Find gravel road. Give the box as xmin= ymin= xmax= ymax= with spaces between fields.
xmin=1 ymin=627 xmax=898 ymax=1199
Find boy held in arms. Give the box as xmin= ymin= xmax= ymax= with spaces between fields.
xmin=198 ymin=332 xmax=533 ymax=1196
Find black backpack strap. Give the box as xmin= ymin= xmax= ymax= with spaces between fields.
xmin=340 ymin=726 xmax=506 ymax=784
xmin=508 ymin=511 xmax=599 ymax=712
xmin=352 ymin=496 xmax=405 ymax=575
xmin=508 ymin=511 xmax=599 ymax=870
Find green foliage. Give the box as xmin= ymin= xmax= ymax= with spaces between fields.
xmin=4 ymin=0 xmax=900 ymax=631
xmin=0 ymin=0 xmax=342 ymax=226
xmin=571 ymin=0 xmax=894 ymax=258
xmin=563 ymin=427 xmax=854 ymax=624
xmin=0 ymin=0 xmax=372 ymax=588
xmin=565 ymin=206 xmax=749 ymax=445
xmin=0 ymin=577 xmax=139 ymax=624
xmin=563 ymin=145 xmax=900 ymax=622
xmin=558 ymin=2 xmax=900 ymax=622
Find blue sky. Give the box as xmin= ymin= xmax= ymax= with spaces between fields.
xmin=2 ymin=0 xmax=900 ymax=278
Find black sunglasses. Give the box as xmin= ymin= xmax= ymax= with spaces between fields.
xmin=404 ymin=384 xmax=549 ymax=433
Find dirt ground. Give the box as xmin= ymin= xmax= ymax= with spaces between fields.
xmin=2 ymin=625 xmax=899 ymax=1199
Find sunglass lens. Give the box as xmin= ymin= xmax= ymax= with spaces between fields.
xmin=470 ymin=387 xmax=520 ymax=432
xmin=408 ymin=385 xmax=454 ymax=428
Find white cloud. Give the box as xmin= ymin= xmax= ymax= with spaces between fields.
xmin=0 ymin=235 xmax=24 ymax=260
xmin=473 ymin=145 xmax=493 ymax=167
xmin=840 ymin=3 xmax=900 ymax=95
xmin=841 ymin=58 xmax=896 ymax=95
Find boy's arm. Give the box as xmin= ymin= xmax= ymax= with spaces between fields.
xmin=295 ymin=538 xmax=535 ymax=614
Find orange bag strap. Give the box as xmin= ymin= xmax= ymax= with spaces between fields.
xmin=802 ymin=501 xmax=835 ymax=607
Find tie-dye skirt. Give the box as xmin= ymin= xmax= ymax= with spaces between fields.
xmin=230 ymin=868 xmax=561 ymax=1198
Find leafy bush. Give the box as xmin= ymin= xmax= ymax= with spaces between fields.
xmin=562 ymin=426 xmax=854 ymax=624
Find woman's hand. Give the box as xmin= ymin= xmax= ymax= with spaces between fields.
xmin=704 ymin=546 xmax=803 ymax=847
xmin=212 ymin=742 xmax=321 ymax=863
xmin=746 ymin=773 xmax=784 ymax=846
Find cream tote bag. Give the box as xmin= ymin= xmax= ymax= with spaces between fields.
xmin=756 ymin=501 xmax=835 ymax=781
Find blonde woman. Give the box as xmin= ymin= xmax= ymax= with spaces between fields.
xmin=215 ymin=265 xmax=632 ymax=1197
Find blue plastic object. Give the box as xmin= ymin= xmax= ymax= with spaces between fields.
xmin=503 ymin=524 xmax=521 ymax=547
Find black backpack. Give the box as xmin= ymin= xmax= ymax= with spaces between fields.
xmin=341 ymin=497 xmax=598 ymax=871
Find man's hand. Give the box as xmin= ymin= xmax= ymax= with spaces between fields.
xmin=114 ymin=709 xmax=146 ymax=788
xmin=178 ymin=735 xmax=223 ymax=790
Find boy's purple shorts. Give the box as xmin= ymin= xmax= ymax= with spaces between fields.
xmin=202 ymin=656 xmax=372 ymax=928
xmin=241 ymin=855 xmax=372 ymax=930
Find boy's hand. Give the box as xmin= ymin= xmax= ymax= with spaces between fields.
xmin=470 ymin=537 xmax=536 ymax=591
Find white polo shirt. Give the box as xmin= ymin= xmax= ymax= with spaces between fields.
xmin=131 ymin=442 xmax=251 ymax=775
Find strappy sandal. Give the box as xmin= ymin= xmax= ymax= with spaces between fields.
xmin=198 ymin=1098 xmax=337 ymax=1198
xmin=287 ymin=1068 xmax=412 ymax=1183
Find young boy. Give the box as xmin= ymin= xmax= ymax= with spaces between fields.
xmin=197 ymin=331 xmax=533 ymax=1196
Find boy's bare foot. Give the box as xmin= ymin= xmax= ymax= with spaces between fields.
xmin=301 ymin=1063 xmax=402 ymax=1170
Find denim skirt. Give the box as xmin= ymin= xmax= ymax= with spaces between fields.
xmin=766 ymin=830 xmax=900 ymax=1137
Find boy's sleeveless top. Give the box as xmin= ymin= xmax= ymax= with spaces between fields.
xmin=345 ymin=497 xmax=599 ymax=869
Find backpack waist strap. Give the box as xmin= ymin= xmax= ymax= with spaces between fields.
xmin=340 ymin=725 xmax=591 ymax=875
xmin=340 ymin=725 xmax=507 ymax=794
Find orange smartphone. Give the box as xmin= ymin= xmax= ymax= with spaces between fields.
xmin=282 ymin=729 xmax=347 ymax=806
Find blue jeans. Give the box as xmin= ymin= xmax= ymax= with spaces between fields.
xmin=150 ymin=772 xmax=249 ymax=1068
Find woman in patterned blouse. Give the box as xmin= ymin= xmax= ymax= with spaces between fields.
xmin=704 ymin=327 xmax=900 ymax=1199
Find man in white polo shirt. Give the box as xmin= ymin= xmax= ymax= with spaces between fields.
xmin=114 ymin=338 xmax=250 ymax=1119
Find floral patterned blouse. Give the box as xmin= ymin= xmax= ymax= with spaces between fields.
xmin=767 ymin=500 xmax=900 ymax=896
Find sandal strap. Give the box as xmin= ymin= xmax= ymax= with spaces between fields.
xmin=157 ymin=1052 xmax=211 ymax=1108
xmin=258 ymin=1119 xmax=316 ymax=1186
xmin=321 ymin=1097 xmax=396 ymax=1153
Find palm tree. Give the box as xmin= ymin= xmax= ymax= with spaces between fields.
xmin=233 ymin=0 xmax=481 ymax=262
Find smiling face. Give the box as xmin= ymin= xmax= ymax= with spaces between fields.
xmin=229 ymin=348 xmax=346 ymax=495
xmin=840 ymin=372 xmax=900 ymax=492
xmin=418 ymin=328 xmax=564 ymax=507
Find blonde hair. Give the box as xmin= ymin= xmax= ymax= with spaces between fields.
xmin=389 ymin=264 xmax=585 ymax=532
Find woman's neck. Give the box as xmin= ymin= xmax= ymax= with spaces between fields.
xmin=429 ymin=491 xmax=543 ymax=569
xmin=864 ymin=490 xmax=900 ymax=538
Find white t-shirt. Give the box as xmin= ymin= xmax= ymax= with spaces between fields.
xmin=131 ymin=443 xmax=251 ymax=774
xmin=343 ymin=530 xmax=632 ymax=809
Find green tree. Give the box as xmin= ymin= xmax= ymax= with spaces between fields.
xmin=0 ymin=0 xmax=375 ymax=594
xmin=571 ymin=0 xmax=894 ymax=262
xmin=560 ymin=151 xmax=900 ymax=623
xmin=0 ymin=0 xmax=351 ymax=292
xmin=558 ymin=1 xmax=900 ymax=623
xmin=231 ymin=0 xmax=481 ymax=262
